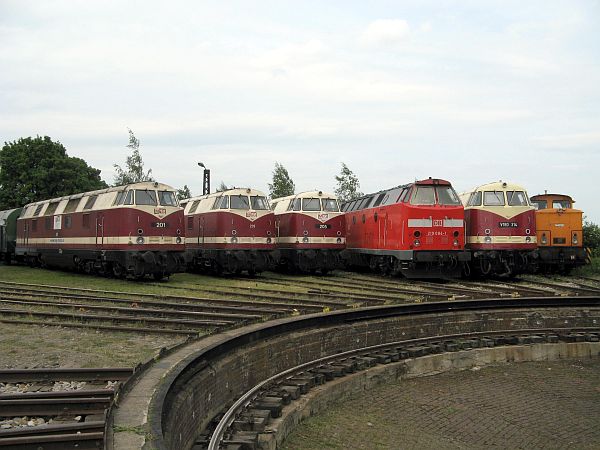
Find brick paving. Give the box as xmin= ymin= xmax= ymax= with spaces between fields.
xmin=281 ymin=358 xmax=600 ymax=449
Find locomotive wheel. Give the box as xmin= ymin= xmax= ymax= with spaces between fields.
xmin=153 ymin=271 xmax=165 ymax=281
xmin=112 ymin=263 xmax=125 ymax=278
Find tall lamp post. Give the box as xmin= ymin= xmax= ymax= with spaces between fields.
xmin=198 ymin=162 xmax=210 ymax=195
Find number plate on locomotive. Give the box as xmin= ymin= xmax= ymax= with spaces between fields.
xmin=498 ymin=222 xmax=518 ymax=228
xmin=316 ymin=224 xmax=331 ymax=229
xmin=151 ymin=222 xmax=168 ymax=228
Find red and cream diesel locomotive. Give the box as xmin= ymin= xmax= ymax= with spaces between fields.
xmin=15 ymin=182 xmax=185 ymax=279
xmin=271 ymin=191 xmax=345 ymax=273
xmin=460 ymin=181 xmax=537 ymax=277
xmin=341 ymin=178 xmax=469 ymax=278
xmin=182 ymin=188 xmax=275 ymax=275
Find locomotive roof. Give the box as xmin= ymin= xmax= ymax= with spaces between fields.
xmin=342 ymin=178 xmax=451 ymax=205
xmin=0 ymin=208 xmax=21 ymax=223
xmin=271 ymin=190 xmax=338 ymax=203
xmin=183 ymin=187 xmax=268 ymax=203
xmin=22 ymin=181 xmax=176 ymax=207
xmin=464 ymin=180 xmax=528 ymax=193
xmin=530 ymin=193 xmax=574 ymax=202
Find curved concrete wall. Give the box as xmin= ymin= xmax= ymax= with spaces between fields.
xmin=154 ymin=306 xmax=600 ymax=450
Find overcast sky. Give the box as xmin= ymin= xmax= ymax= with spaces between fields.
xmin=1 ymin=1 xmax=599 ymax=221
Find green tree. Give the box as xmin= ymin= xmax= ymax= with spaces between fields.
xmin=334 ymin=162 xmax=363 ymax=203
xmin=216 ymin=181 xmax=229 ymax=192
xmin=583 ymin=218 xmax=600 ymax=257
xmin=268 ymin=162 xmax=295 ymax=199
xmin=0 ymin=136 xmax=107 ymax=209
xmin=113 ymin=129 xmax=154 ymax=186
xmin=176 ymin=185 xmax=192 ymax=200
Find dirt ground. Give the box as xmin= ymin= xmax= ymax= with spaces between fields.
xmin=0 ymin=323 xmax=182 ymax=369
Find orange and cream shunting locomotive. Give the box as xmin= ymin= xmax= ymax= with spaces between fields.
xmin=530 ymin=192 xmax=589 ymax=273
xmin=271 ymin=191 xmax=345 ymax=274
xmin=182 ymin=188 xmax=275 ymax=275
xmin=342 ymin=178 xmax=469 ymax=278
xmin=16 ymin=182 xmax=185 ymax=279
xmin=460 ymin=181 xmax=537 ymax=277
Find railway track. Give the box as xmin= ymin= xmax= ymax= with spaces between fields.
xmin=204 ymin=327 xmax=600 ymax=450
xmin=0 ymin=368 xmax=132 ymax=450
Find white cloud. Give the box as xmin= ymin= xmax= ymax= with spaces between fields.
xmin=358 ymin=19 xmax=410 ymax=47
xmin=530 ymin=131 xmax=600 ymax=148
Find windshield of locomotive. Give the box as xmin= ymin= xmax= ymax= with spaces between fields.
xmin=435 ymin=186 xmax=461 ymax=205
xmin=159 ymin=191 xmax=178 ymax=206
xmin=302 ymin=198 xmax=321 ymax=211
xmin=553 ymin=200 xmax=571 ymax=209
xmin=322 ymin=198 xmax=339 ymax=212
xmin=483 ymin=191 xmax=505 ymax=206
xmin=250 ymin=196 xmax=269 ymax=210
xmin=230 ymin=195 xmax=250 ymax=210
xmin=506 ymin=191 xmax=528 ymax=206
xmin=136 ymin=190 xmax=158 ymax=206
xmin=410 ymin=186 xmax=436 ymax=205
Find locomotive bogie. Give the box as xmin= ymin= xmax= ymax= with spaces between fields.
xmin=14 ymin=182 xmax=185 ymax=279
xmin=184 ymin=188 xmax=276 ymax=275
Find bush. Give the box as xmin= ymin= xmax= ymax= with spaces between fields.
xmin=583 ymin=219 xmax=600 ymax=257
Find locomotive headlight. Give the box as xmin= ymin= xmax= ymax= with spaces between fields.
xmin=525 ymin=236 xmax=531 ymax=243
xmin=336 ymin=237 xmax=342 ymax=244
xmin=573 ymin=233 xmax=578 ymax=244
xmin=484 ymin=236 xmax=492 ymax=244
xmin=231 ymin=236 xmax=238 ymax=243
xmin=453 ymin=239 xmax=459 ymax=247
xmin=176 ymin=229 xmax=181 ymax=235
xmin=136 ymin=236 xmax=145 ymax=244
xmin=413 ymin=239 xmax=420 ymax=247
xmin=302 ymin=236 xmax=309 ymax=243
xmin=414 ymin=230 xmax=421 ymax=238
xmin=267 ymin=237 xmax=272 ymax=244
xmin=176 ymin=236 xmax=182 ymax=244
xmin=541 ymin=233 xmax=547 ymax=245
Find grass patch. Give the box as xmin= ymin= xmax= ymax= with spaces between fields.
xmin=572 ymin=257 xmax=600 ymax=277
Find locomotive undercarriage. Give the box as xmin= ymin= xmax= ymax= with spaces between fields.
xmin=273 ymin=248 xmax=343 ymax=275
xmin=343 ymin=249 xmax=470 ymax=279
xmin=19 ymin=249 xmax=184 ymax=280
xmin=536 ymin=247 xmax=590 ymax=274
xmin=464 ymin=250 xmax=538 ymax=278
xmin=186 ymin=249 xmax=272 ymax=276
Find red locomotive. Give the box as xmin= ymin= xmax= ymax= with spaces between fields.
xmin=460 ymin=181 xmax=537 ymax=277
xmin=16 ymin=181 xmax=185 ymax=279
xmin=341 ymin=178 xmax=469 ymax=278
xmin=182 ymin=188 xmax=275 ymax=275
xmin=271 ymin=191 xmax=345 ymax=274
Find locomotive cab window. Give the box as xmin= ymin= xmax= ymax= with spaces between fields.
xmin=483 ymin=191 xmax=505 ymax=206
xmin=113 ymin=191 xmax=126 ymax=206
xmin=532 ymin=200 xmax=547 ymax=210
xmin=135 ymin=190 xmax=158 ymax=206
xmin=398 ymin=188 xmax=411 ymax=203
xmin=435 ymin=186 xmax=461 ymax=205
xmin=230 ymin=195 xmax=250 ymax=210
xmin=251 ymin=196 xmax=269 ymax=210
xmin=410 ymin=186 xmax=435 ymax=205
xmin=468 ymin=191 xmax=482 ymax=206
xmin=218 ymin=196 xmax=230 ymax=209
xmin=159 ymin=191 xmax=178 ymax=206
xmin=322 ymin=198 xmax=339 ymax=212
xmin=291 ymin=198 xmax=302 ymax=211
xmin=553 ymin=200 xmax=571 ymax=209
xmin=382 ymin=188 xmax=403 ymax=206
xmin=302 ymin=198 xmax=321 ymax=211
xmin=506 ymin=191 xmax=528 ymax=206
xmin=124 ymin=191 xmax=134 ymax=205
